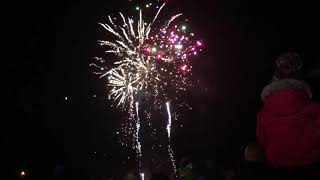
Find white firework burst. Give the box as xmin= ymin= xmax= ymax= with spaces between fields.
xmin=91 ymin=3 xmax=183 ymax=108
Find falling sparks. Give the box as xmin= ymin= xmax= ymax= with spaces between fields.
xmin=135 ymin=102 xmax=142 ymax=168
xmin=92 ymin=2 xmax=204 ymax=175
xmin=166 ymin=101 xmax=177 ymax=175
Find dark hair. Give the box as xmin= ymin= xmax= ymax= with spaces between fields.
xmin=273 ymin=52 xmax=303 ymax=81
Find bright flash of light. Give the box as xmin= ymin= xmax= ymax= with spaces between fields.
xmin=166 ymin=101 xmax=172 ymax=140
xmin=152 ymin=47 xmax=157 ymax=52
xmin=140 ymin=172 xmax=145 ymax=180
xmin=175 ymin=44 xmax=183 ymax=50
xmin=20 ymin=170 xmax=26 ymax=176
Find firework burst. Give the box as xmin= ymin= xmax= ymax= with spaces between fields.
xmin=91 ymin=3 xmax=203 ymax=108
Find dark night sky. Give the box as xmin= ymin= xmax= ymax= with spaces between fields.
xmin=3 ymin=0 xmax=320 ymax=178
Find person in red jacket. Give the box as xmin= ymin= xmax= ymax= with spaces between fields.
xmin=257 ymin=52 xmax=320 ymax=170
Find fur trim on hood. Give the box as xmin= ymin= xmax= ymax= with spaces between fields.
xmin=261 ymin=79 xmax=313 ymax=102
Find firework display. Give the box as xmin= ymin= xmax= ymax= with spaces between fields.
xmin=91 ymin=3 xmax=203 ymax=108
xmin=91 ymin=2 xmax=203 ymax=175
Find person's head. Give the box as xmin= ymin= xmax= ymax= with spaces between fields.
xmin=244 ymin=143 xmax=265 ymax=162
xmin=179 ymin=157 xmax=195 ymax=178
xmin=273 ymin=52 xmax=303 ymax=81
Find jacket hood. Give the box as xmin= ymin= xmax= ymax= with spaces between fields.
xmin=261 ymin=79 xmax=312 ymax=101
xmin=261 ymin=79 xmax=313 ymax=117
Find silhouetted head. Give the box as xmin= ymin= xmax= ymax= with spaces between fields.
xmin=273 ymin=52 xmax=303 ymax=81
xmin=244 ymin=143 xmax=265 ymax=162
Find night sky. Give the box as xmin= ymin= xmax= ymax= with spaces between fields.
xmin=4 ymin=0 xmax=320 ymax=179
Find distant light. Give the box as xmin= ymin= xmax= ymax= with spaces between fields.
xmin=135 ymin=6 xmax=140 ymax=11
xmin=116 ymin=131 xmax=120 ymax=135
xmin=19 ymin=170 xmax=27 ymax=177
xmin=20 ymin=171 xmax=26 ymax=176
xmin=181 ymin=25 xmax=187 ymax=31
xmin=64 ymin=96 xmax=68 ymax=101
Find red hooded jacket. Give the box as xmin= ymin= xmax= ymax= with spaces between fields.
xmin=257 ymin=79 xmax=320 ymax=167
